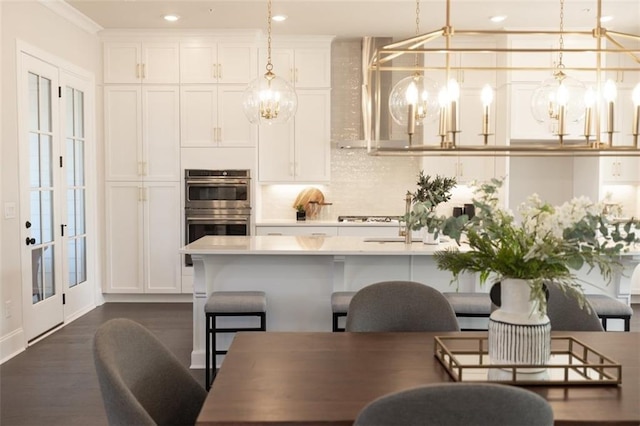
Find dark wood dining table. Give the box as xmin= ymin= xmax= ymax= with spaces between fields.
xmin=197 ymin=331 xmax=640 ymax=425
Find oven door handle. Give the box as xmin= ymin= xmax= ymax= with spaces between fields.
xmin=185 ymin=179 xmax=249 ymax=185
xmin=187 ymin=217 xmax=249 ymax=224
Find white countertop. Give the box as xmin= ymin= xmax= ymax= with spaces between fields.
xmin=180 ymin=235 xmax=461 ymax=255
xmin=256 ymin=220 xmax=400 ymax=227
xmin=181 ymin=235 xmax=640 ymax=257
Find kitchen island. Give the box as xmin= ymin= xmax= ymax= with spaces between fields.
xmin=181 ymin=235 xmax=640 ymax=368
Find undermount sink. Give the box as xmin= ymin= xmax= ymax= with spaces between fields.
xmin=363 ymin=237 xmax=422 ymax=243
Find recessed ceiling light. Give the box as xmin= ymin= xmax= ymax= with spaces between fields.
xmin=599 ymin=15 xmax=613 ymax=23
xmin=490 ymin=15 xmax=507 ymax=23
xmin=163 ymin=14 xmax=180 ymax=22
xmin=272 ymin=14 xmax=287 ymax=22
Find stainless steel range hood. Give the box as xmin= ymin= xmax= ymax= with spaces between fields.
xmin=332 ymin=37 xmax=420 ymax=150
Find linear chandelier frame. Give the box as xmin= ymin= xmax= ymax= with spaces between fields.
xmin=366 ymin=0 xmax=640 ymax=157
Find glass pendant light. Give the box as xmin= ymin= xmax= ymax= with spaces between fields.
xmin=388 ymin=0 xmax=440 ymax=142
xmin=242 ymin=0 xmax=297 ymax=124
xmin=530 ymin=0 xmax=586 ymax=133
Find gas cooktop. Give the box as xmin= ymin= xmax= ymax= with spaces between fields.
xmin=337 ymin=215 xmax=401 ymax=223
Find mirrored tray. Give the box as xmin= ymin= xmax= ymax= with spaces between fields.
xmin=434 ymin=336 xmax=621 ymax=386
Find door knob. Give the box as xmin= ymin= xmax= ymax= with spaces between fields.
xmin=25 ymin=237 xmax=36 ymax=246
xmin=25 ymin=220 xmax=31 ymax=229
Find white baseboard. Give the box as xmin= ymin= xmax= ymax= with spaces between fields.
xmin=102 ymin=294 xmax=193 ymax=303
xmin=0 ymin=328 xmax=25 ymax=365
xmin=191 ymin=349 xmax=205 ymax=370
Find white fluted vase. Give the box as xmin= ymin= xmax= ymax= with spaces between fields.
xmin=422 ymin=230 xmax=439 ymax=245
xmin=488 ymin=278 xmax=551 ymax=373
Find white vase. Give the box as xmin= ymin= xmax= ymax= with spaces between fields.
xmin=488 ymin=278 xmax=551 ymax=373
xmin=422 ymin=229 xmax=440 ymax=245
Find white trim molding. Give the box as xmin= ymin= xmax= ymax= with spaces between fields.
xmin=39 ymin=0 xmax=103 ymax=35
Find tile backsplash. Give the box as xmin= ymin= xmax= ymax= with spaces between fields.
xmin=258 ymin=150 xmax=476 ymax=221
xmin=259 ymin=149 xmax=420 ymax=221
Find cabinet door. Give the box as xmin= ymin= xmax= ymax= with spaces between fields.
xmin=218 ymin=44 xmax=258 ymax=84
xmin=510 ymin=83 xmax=556 ymax=141
xmin=144 ymin=182 xmax=181 ymax=293
xmin=294 ymin=90 xmax=331 ymax=181
xmin=180 ymin=43 xmax=218 ymax=84
xmin=104 ymin=42 xmax=141 ymax=84
xmin=180 ymin=86 xmax=217 ymax=147
xmin=105 ymin=86 xmax=142 ymax=180
xmin=141 ymin=42 xmax=180 ymax=84
xmin=258 ymin=117 xmax=295 ymax=181
xmin=105 ymin=182 xmax=144 ymax=293
xmin=142 ymin=86 xmax=180 ymax=181
xmin=259 ymin=48 xmax=294 ymax=84
xmin=218 ymin=85 xmax=257 ymax=147
xmin=294 ymin=49 xmax=331 ymax=88
xmin=601 ymin=157 xmax=640 ymax=183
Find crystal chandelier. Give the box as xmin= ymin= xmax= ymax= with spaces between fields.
xmin=242 ymin=0 xmax=297 ymax=124
xmin=387 ymin=0 xmax=440 ymax=145
xmin=530 ymin=0 xmax=587 ymax=144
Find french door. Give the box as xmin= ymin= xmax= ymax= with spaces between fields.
xmin=19 ymin=50 xmax=94 ymax=342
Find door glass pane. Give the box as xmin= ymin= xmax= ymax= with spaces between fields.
xmin=30 ymin=190 xmax=42 ymax=244
xmin=68 ymin=239 xmax=76 ymax=286
xmin=67 ymin=189 xmax=76 ymax=235
xmin=40 ymin=134 xmax=52 ymax=187
xmin=75 ymin=90 xmax=84 ymax=138
xmin=65 ymin=86 xmax=87 ymax=288
xmin=31 ymin=248 xmax=43 ymax=303
xmin=41 ymin=190 xmax=53 ymax=243
xmin=29 ymin=133 xmax=40 ymax=187
xmin=43 ymin=245 xmax=55 ymax=299
xmin=28 ymin=73 xmax=39 ymax=131
xmin=40 ymin=77 xmax=51 ymax=132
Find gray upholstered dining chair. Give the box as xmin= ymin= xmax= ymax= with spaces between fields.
xmin=546 ymin=282 xmax=604 ymax=331
xmin=345 ymin=281 xmax=460 ymax=332
xmin=93 ymin=318 xmax=207 ymax=426
xmin=354 ymin=383 xmax=554 ymax=426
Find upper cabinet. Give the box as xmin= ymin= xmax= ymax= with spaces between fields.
xmin=104 ymin=42 xmax=180 ymax=84
xmin=258 ymin=90 xmax=331 ymax=182
xmin=258 ymin=36 xmax=333 ymax=88
xmin=180 ymin=41 xmax=258 ymax=84
xmin=180 ymin=84 xmax=257 ymax=147
xmin=105 ymin=85 xmax=180 ymax=181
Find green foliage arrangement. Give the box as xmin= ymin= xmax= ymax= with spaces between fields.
xmin=402 ymin=172 xmax=460 ymax=236
xmin=435 ymin=178 xmax=639 ymax=312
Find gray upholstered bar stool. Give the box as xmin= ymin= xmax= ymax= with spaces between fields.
xmin=586 ymin=294 xmax=633 ymax=331
xmin=331 ymin=291 xmax=356 ymax=332
xmin=204 ymin=291 xmax=267 ymax=390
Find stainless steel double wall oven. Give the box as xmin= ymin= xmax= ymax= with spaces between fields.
xmin=184 ymin=169 xmax=251 ymax=266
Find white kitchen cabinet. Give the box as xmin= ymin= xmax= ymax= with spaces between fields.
xmin=600 ymin=86 xmax=640 ymax=183
xmin=255 ymin=226 xmax=338 ymax=236
xmin=105 ymin=181 xmax=181 ymax=293
xmin=105 ymin=85 xmax=180 ymax=181
xmin=180 ymin=85 xmax=257 ymax=147
xmin=258 ymin=90 xmax=331 ymax=182
xmin=336 ymin=226 xmax=400 ymax=238
xmin=259 ymin=46 xmax=331 ymax=88
xmin=180 ymin=41 xmax=257 ymax=84
xmin=422 ymin=91 xmax=496 ymax=182
xmin=104 ymin=42 xmax=179 ymax=84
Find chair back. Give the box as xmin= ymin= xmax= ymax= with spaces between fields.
xmin=93 ymin=318 xmax=207 ymax=426
xmin=546 ymin=283 xmax=604 ymax=331
xmin=345 ymin=281 xmax=460 ymax=332
xmin=354 ymin=383 xmax=554 ymax=426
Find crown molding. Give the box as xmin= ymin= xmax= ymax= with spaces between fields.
xmin=39 ymin=0 xmax=103 ymax=35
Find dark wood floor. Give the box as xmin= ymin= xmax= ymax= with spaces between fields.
xmin=0 ymin=303 xmax=202 ymax=426
xmin=1 ymin=302 xmax=639 ymax=426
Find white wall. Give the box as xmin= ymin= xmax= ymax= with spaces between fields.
xmin=1 ymin=1 xmax=101 ymax=361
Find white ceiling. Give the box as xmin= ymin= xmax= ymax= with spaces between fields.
xmin=66 ymin=0 xmax=640 ymax=39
